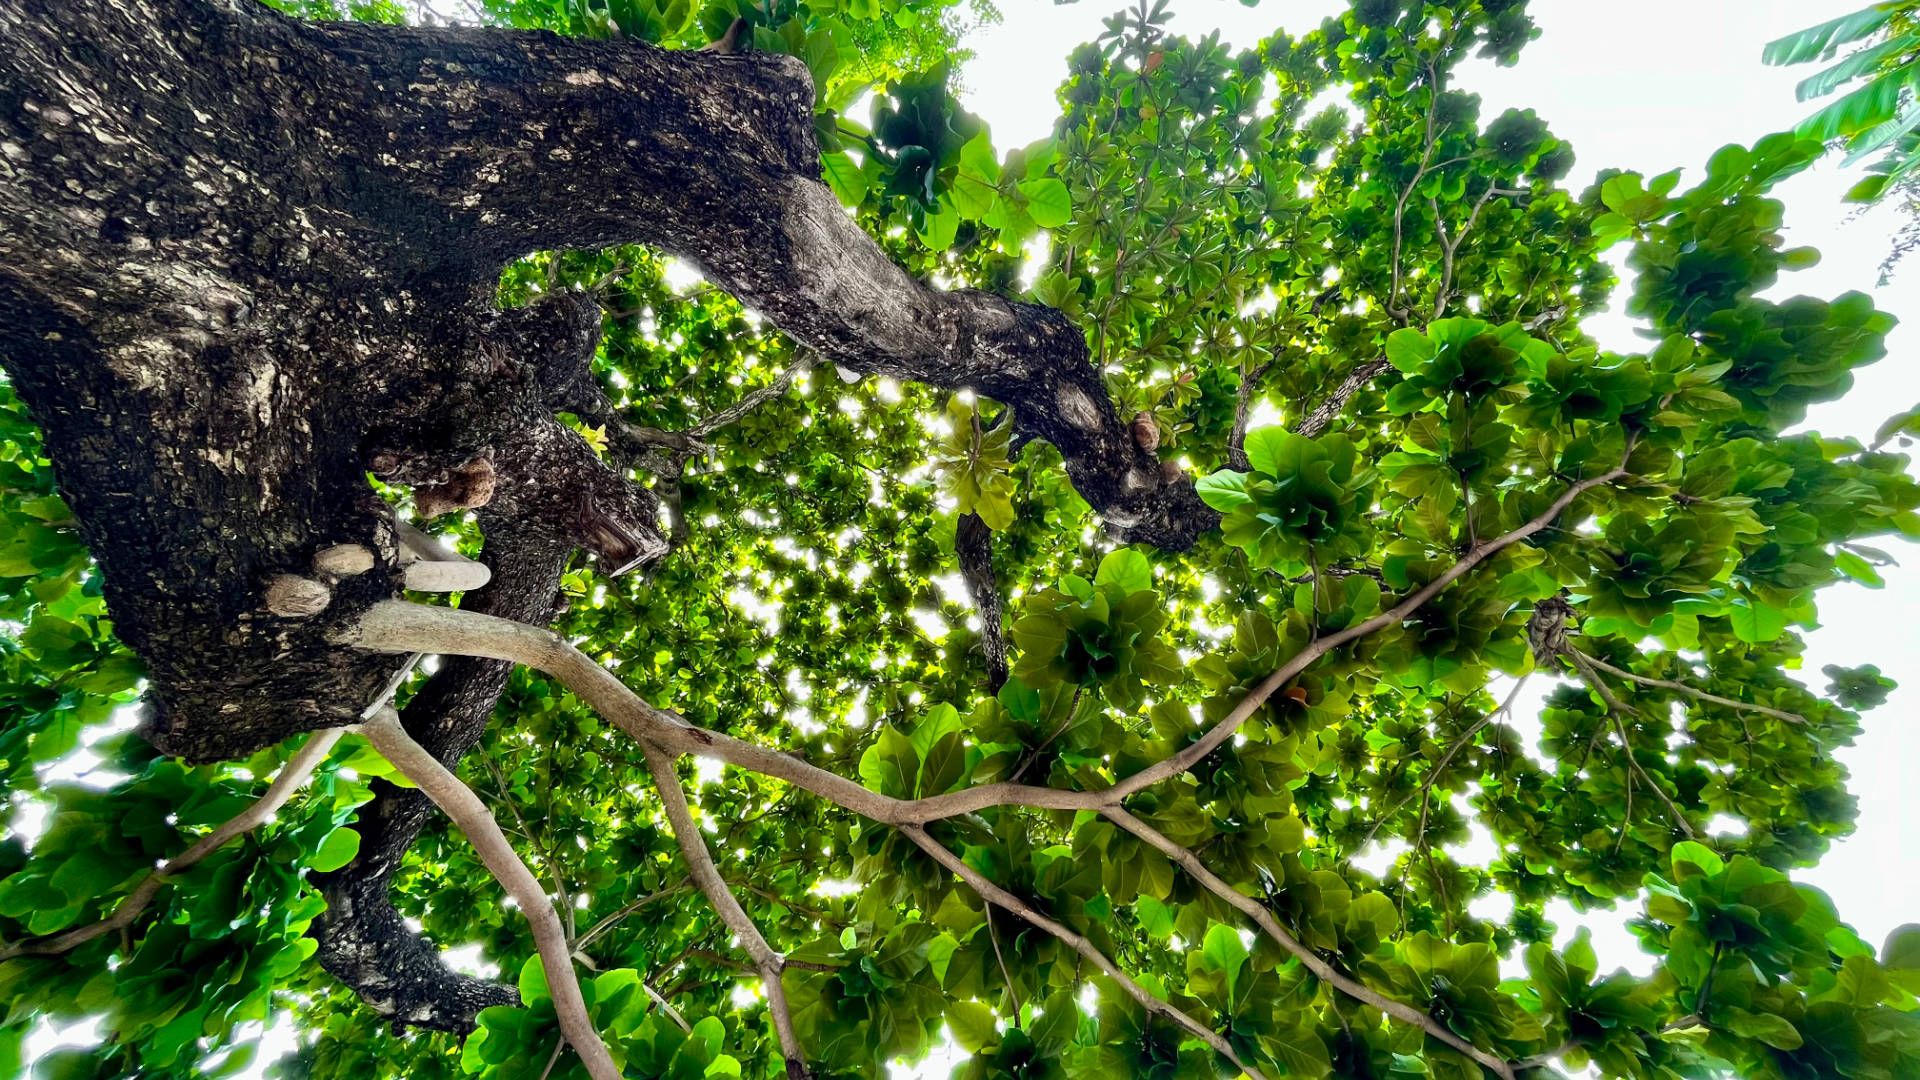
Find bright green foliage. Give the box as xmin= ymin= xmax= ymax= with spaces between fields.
xmin=6 ymin=2 xmax=1920 ymax=1080
xmin=1011 ymin=550 xmax=1178 ymax=710
xmin=1766 ymin=2 xmax=1920 ymax=192
xmin=465 ymin=960 xmax=742 ymax=1079
xmin=1766 ymin=2 xmax=1920 ymax=278
xmin=1198 ymin=429 xmax=1375 ymax=576
xmin=932 ymin=397 xmax=1018 ymax=530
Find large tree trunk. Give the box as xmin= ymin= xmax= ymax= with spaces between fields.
xmin=0 ymin=0 xmax=1213 ymax=1030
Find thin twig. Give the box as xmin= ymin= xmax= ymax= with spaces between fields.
xmin=1573 ymin=651 xmax=1806 ymax=725
xmin=573 ymin=883 xmax=687 ymax=954
xmin=985 ymin=910 xmax=1022 ymax=1021
xmin=476 ymin=747 xmax=575 ymax=941
xmin=0 ymin=728 xmax=344 ymax=962
xmin=1566 ymin=651 xmax=1697 ymax=839
xmin=641 ymin=752 xmax=809 ymax=1079
xmin=1363 ymin=674 xmax=1530 ymax=849
xmin=644 ymin=981 xmax=693 ymax=1033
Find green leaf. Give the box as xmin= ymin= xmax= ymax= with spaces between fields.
xmin=820 ymin=150 xmax=868 ymax=207
xmin=1763 ymin=6 xmax=1896 ymax=67
xmin=1017 ymin=177 xmax=1071 ymax=228
xmin=1669 ymin=840 xmax=1724 ymax=881
xmin=1094 ymin=549 xmax=1152 ymax=594
xmin=1728 ymin=599 xmax=1788 ymax=643
xmin=308 ymin=826 xmax=362 ymax=873
xmin=947 ymin=999 xmax=998 ymax=1052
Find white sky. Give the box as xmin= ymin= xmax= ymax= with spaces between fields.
xmin=953 ymin=0 xmax=1920 ymax=1001
xmin=32 ymin=2 xmax=1917 ymax=1075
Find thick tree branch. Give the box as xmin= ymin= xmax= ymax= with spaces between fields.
xmin=361 ymin=708 xmax=619 ymax=1080
xmin=640 ymin=751 xmax=808 ymax=1078
xmin=1104 ymin=808 xmax=1519 ymax=1080
xmin=1293 ymin=358 xmax=1393 ymax=440
xmin=898 ymin=825 xmax=1268 ymax=1080
xmin=1226 ymin=358 xmax=1277 ymax=470
xmin=0 ymin=728 xmax=343 ymax=963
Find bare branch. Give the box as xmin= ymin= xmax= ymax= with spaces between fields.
xmin=644 ymin=980 xmax=693 ymax=1033
xmin=360 ymin=709 xmax=620 ymax=1080
xmin=641 ymin=752 xmax=808 ymax=1078
xmin=0 ymin=728 xmax=344 ymax=962
xmin=1565 ymin=651 xmax=1698 ymax=840
xmin=1104 ymin=808 xmax=1518 ymax=1080
xmin=1227 ymin=358 xmax=1278 ymax=470
xmin=1572 ymin=650 xmax=1807 ymax=726
xmin=1363 ymin=674 xmax=1531 ymax=849
xmin=1078 ymin=462 xmax=1630 ymax=809
xmin=574 ymin=883 xmax=688 ymax=955
xmin=689 ymin=353 xmax=812 ymax=438
xmin=476 ymin=747 xmax=574 ymax=941
xmin=956 ymin=511 xmax=1009 ymax=690
xmin=898 ymin=825 xmax=1269 ymax=1080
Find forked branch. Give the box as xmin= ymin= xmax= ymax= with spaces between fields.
xmin=337 ymin=465 xmax=1631 ymax=827
xmin=1572 ymin=650 xmax=1807 ymax=726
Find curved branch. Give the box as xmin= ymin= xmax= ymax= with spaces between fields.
xmin=315 ymin=525 xmax=568 ymax=1033
xmin=1104 ymin=808 xmax=1518 ymax=1080
xmin=898 ymin=825 xmax=1268 ymax=1080
xmin=1078 ymin=463 xmax=1629 ymax=807
xmin=1293 ymin=358 xmax=1392 ymax=440
xmin=360 ymin=708 xmax=620 ymax=1080
xmin=337 ymin=466 xmax=1629 ymax=829
xmin=640 ymin=751 xmax=809 ymax=1078
xmin=0 ymin=728 xmax=344 ymax=963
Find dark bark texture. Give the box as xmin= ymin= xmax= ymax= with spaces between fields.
xmin=955 ymin=512 xmax=1008 ymax=691
xmin=0 ymin=0 xmax=1216 ymax=1031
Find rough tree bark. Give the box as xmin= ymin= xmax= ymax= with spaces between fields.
xmin=0 ymin=0 xmax=1215 ymax=1031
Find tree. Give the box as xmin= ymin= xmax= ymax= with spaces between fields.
xmin=1765 ymin=1 xmax=1920 ymax=279
xmin=1 ymin=0 xmax=1918 ymax=1077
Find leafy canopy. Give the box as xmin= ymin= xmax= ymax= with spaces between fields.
xmin=4 ymin=1 xmax=1920 ymax=1080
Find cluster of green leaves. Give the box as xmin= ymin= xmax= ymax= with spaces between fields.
xmin=1765 ymin=2 xmax=1920 ymax=279
xmin=6 ymin=2 xmax=1920 ymax=1080
xmin=1766 ymin=3 xmax=1920 ymax=204
xmin=466 ymin=958 xmax=742 ymax=1079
